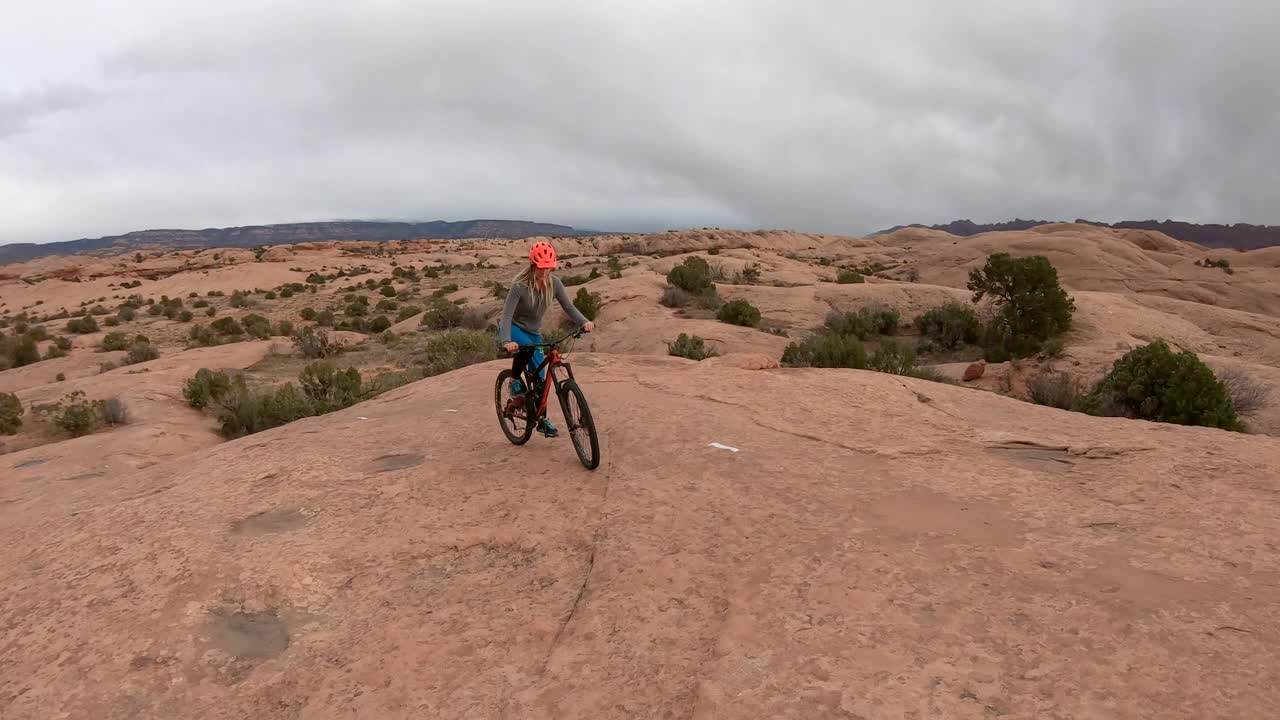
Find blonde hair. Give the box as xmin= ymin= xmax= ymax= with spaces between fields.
xmin=513 ymin=263 xmax=554 ymax=310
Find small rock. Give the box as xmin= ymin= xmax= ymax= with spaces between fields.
xmin=963 ymin=361 xmax=986 ymax=382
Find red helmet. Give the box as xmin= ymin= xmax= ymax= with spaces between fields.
xmin=529 ymin=241 xmax=558 ymax=269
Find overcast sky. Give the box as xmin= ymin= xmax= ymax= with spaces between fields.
xmin=2 ymin=0 xmax=1278 ymax=245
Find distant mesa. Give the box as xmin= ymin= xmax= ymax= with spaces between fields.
xmin=0 ymin=219 xmax=607 ymax=265
xmin=873 ymin=218 xmax=1280 ymax=250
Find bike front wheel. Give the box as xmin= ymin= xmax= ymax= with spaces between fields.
xmin=558 ymin=380 xmax=600 ymax=470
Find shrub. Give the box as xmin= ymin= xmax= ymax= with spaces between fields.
xmin=280 ymin=288 xmax=295 ymax=298
xmin=661 ymin=286 xmax=692 ymax=308
xmin=104 ymin=316 xmax=120 ymax=327
xmin=379 ymin=285 xmax=396 ymax=297
xmin=315 ymin=310 xmax=336 ymax=327
xmin=825 ymin=307 xmax=898 ymax=340
xmin=183 ymin=369 xmax=234 ymax=409
xmin=836 ymin=269 xmax=865 ymax=284
xmin=300 ymin=307 xmax=318 ymax=321
xmin=461 ymin=307 xmax=489 ymax=330
xmin=915 ymin=302 xmax=980 ymax=349
xmin=55 ymin=373 xmax=65 ymax=382
xmin=100 ymin=331 xmax=130 ymax=352
xmin=717 ymin=298 xmax=761 ymax=327
xmin=298 ymin=361 xmax=364 ymax=411
xmin=345 ymin=302 xmax=368 ymax=318
xmin=668 ymin=333 xmax=718 ymax=361
xmin=867 ymin=340 xmax=917 ymax=375
xmin=369 ymin=315 xmax=392 ymax=333
xmin=100 ymin=397 xmax=128 ymax=425
xmin=124 ymin=342 xmax=159 ymax=365
xmin=66 ymin=316 xmax=99 ymax=334
xmin=276 ymin=320 xmax=295 ymax=337
xmin=1041 ymin=336 xmax=1065 ymax=358
xmin=376 ymin=299 xmax=398 ymax=312
xmin=117 ymin=307 xmax=137 ymax=321
xmin=89 ymin=305 xmax=110 ymax=316
xmin=213 ymin=381 xmax=316 ymax=438
xmin=43 ymin=343 xmax=68 ymax=360
xmin=1028 ymin=371 xmax=1081 ymax=410
xmin=229 ymin=291 xmax=249 ymax=308
xmin=210 ymin=317 xmax=244 ymax=336
xmin=51 ymin=390 xmax=100 ymax=437
xmin=0 ymin=392 xmax=22 ymax=435
xmin=241 ymin=313 xmax=272 ymax=339
xmin=147 ymin=304 xmax=164 ymax=317
xmin=421 ymin=298 xmax=464 ymax=330
xmin=421 ymin=330 xmax=497 ymax=376
xmin=1215 ymin=366 xmax=1270 ymax=415
xmin=397 ymin=305 xmax=423 ymax=322
xmin=782 ymin=333 xmax=867 ymax=369
xmin=667 ymin=256 xmax=714 ymax=294
xmin=574 ymin=288 xmax=601 ymax=321
xmin=194 ymin=299 xmax=211 ymax=308
xmin=292 ymin=327 xmax=340 ymax=359
xmin=205 ymin=307 xmax=217 ymax=317
xmin=188 ymin=325 xmax=220 ymax=347
xmin=264 ymin=291 xmax=277 ymax=300
xmin=432 ymin=283 xmax=459 ymax=298
xmin=1078 ymin=340 xmax=1241 ymax=430
xmin=1 ymin=335 xmax=40 ymax=369
xmin=607 ymin=255 xmax=623 ymax=279
xmin=968 ymin=253 xmax=1075 ymax=359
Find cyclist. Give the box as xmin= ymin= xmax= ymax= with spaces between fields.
xmin=498 ymin=240 xmax=594 ymax=437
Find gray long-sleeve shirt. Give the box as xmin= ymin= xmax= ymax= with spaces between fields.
xmin=497 ymin=275 xmax=588 ymax=344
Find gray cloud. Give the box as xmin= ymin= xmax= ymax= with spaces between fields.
xmin=2 ymin=0 xmax=1278 ymax=244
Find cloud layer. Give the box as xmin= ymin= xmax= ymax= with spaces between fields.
xmin=3 ymin=0 xmax=1278 ymax=244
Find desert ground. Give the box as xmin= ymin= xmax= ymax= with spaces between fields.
xmin=3 ymin=224 xmax=1279 ymax=718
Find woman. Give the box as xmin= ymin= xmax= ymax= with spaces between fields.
xmin=498 ymin=240 xmax=594 ymax=437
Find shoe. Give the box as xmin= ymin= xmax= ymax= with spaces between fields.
xmin=538 ymin=418 xmax=559 ymax=438
xmin=509 ymin=378 xmax=524 ymax=395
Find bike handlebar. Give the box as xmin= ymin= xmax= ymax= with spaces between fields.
xmin=506 ymin=325 xmax=587 ymax=352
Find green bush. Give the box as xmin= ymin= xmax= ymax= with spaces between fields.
xmin=1028 ymin=371 xmax=1081 ymax=410
xmin=213 ymin=380 xmax=316 ymax=438
xmin=298 ymin=362 xmax=364 ymax=412
xmin=1078 ymin=340 xmax=1241 ymax=430
xmin=431 ymin=283 xmax=460 ymax=299
xmin=397 ymin=305 xmax=423 ymax=322
xmin=1 ymin=335 xmax=40 ymax=369
xmin=369 ymin=315 xmax=392 ymax=333
xmin=205 ymin=307 xmax=217 ymax=317
xmin=43 ymin=343 xmax=68 ymax=360
xmin=300 ymin=307 xmax=318 ymax=321
xmin=188 ymin=325 xmax=220 ymax=347
xmin=607 ymin=255 xmax=623 ymax=279
xmin=867 ymin=340 xmax=917 ymax=375
xmin=315 ymin=310 xmax=336 ymax=327
xmin=668 ymin=333 xmax=718 ymax=361
xmin=915 ymin=302 xmax=980 ymax=349
xmin=117 ymin=307 xmax=137 ymax=321
xmin=824 ymin=307 xmax=898 ymax=340
xmin=292 ymin=327 xmax=340 ymax=359
xmin=276 ymin=320 xmax=295 ymax=337
xmin=376 ymin=299 xmax=398 ymax=312
xmin=66 ymin=316 xmax=99 ymax=334
xmin=265 ymin=291 xmax=277 ymax=300
xmin=210 ymin=317 xmax=244 ymax=336
xmin=241 ymin=313 xmax=272 ymax=339
xmin=421 ymin=297 xmax=464 ymax=330
xmin=379 ymin=285 xmax=396 ymax=297
xmin=229 ymin=291 xmax=249 ymax=308
xmin=124 ymin=342 xmax=159 ymax=365
xmin=421 ymin=330 xmax=497 ymax=376
xmin=667 ymin=256 xmax=715 ymax=294
xmin=717 ymin=299 xmax=761 ymax=327
xmin=0 ymin=392 xmax=22 ymax=435
xmin=782 ymin=333 xmax=868 ymax=369
xmin=968 ymin=253 xmax=1075 ymax=359
xmin=51 ymin=390 xmax=100 ymax=437
xmin=345 ymin=302 xmax=368 ymax=318
xmin=574 ymin=288 xmax=601 ymax=321
xmin=100 ymin=331 xmax=130 ymax=352
xmin=183 ymin=369 xmax=234 ymax=409
xmin=836 ymin=269 xmax=864 ymax=284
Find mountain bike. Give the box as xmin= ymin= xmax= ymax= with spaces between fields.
xmin=494 ymin=325 xmax=600 ymax=470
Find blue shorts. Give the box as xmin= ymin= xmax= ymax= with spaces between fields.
xmin=510 ymin=324 xmax=546 ymax=381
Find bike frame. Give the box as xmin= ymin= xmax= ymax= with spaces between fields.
xmin=515 ymin=327 xmax=584 ymax=420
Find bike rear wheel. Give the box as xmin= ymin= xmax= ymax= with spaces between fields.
xmin=558 ymin=380 xmax=600 ymax=470
xmin=495 ymin=370 xmax=535 ymax=445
